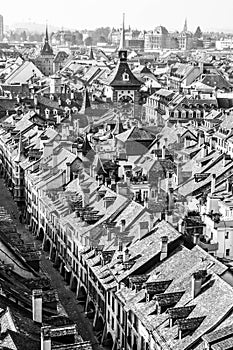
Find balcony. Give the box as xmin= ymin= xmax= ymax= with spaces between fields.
xmin=198 ymin=240 xmax=219 ymax=252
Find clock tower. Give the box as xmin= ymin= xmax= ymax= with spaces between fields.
xmin=107 ymin=14 xmax=142 ymax=104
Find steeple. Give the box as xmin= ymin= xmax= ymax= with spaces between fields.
xmin=118 ymin=13 xmax=127 ymax=62
xmin=41 ymin=24 xmax=53 ymax=55
xmin=45 ymin=24 xmax=49 ymax=43
xmin=183 ymin=18 xmax=188 ymax=32
xmin=89 ymin=46 xmax=94 ymax=60
xmin=82 ymin=134 xmax=93 ymax=156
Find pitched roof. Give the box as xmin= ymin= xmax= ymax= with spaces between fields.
xmin=116 ymin=126 xmax=155 ymax=143
xmin=116 ymin=244 xmax=231 ymax=350
xmin=201 ymin=74 xmax=232 ymax=90
xmin=107 ymin=61 xmax=142 ymax=87
xmin=1 ymin=330 xmax=40 ymax=350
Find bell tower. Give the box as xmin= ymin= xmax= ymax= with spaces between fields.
xmin=107 ymin=14 xmax=142 ymax=104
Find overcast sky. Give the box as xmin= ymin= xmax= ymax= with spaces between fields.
xmin=2 ymin=0 xmax=233 ymax=32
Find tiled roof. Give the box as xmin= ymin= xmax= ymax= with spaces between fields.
xmin=1 ymin=330 xmax=40 ymax=350
xmin=96 ymin=220 xmax=182 ymax=288
xmin=171 ymin=63 xmax=196 ymax=78
xmin=107 ymin=61 xmax=142 ymax=87
xmin=201 ymin=74 xmax=232 ymax=90
xmin=176 ymin=152 xmax=233 ymax=197
xmin=154 ymin=89 xmax=175 ymax=98
xmin=116 ymin=244 xmax=231 ymax=350
xmin=0 ymin=98 xmax=17 ymax=111
xmin=116 ymin=126 xmax=155 ymax=143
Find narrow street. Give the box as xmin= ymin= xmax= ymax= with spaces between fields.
xmin=0 ymin=178 xmax=103 ymax=350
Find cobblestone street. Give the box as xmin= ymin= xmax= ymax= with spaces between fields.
xmin=0 ymin=177 xmax=103 ymax=350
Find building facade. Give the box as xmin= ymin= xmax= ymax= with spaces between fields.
xmin=0 ymin=15 xmax=3 ymax=41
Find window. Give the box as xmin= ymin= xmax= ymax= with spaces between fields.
xmin=226 ymin=249 xmax=230 ymax=256
xmin=112 ymin=316 xmax=115 ymax=330
xmin=225 ymin=232 xmax=229 ymax=239
xmin=122 ymin=72 xmax=129 ymax=81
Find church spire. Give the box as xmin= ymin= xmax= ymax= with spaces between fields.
xmin=183 ymin=18 xmax=188 ymax=32
xmin=45 ymin=24 xmax=49 ymax=43
xmin=41 ymin=24 xmax=53 ymax=55
xmin=89 ymin=46 xmax=94 ymax=60
xmin=119 ymin=13 xmax=125 ymax=51
xmin=118 ymin=13 xmax=127 ymax=62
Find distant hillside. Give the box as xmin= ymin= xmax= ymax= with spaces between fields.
xmin=11 ymin=22 xmax=67 ymax=33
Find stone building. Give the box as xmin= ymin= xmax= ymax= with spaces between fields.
xmin=36 ymin=26 xmax=54 ymax=76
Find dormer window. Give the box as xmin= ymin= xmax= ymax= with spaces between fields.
xmin=174 ymin=110 xmax=179 ymax=118
xmin=122 ymin=72 xmax=129 ymax=81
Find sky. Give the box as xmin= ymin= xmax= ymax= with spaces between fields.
xmin=2 ymin=0 xmax=233 ymax=32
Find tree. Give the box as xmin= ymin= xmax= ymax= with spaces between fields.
xmin=21 ymin=31 xmax=27 ymax=42
xmin=84 ymin=36 xmax=93 ymax=46
xmin=99 ymin=36 xmax=107 ymax=43
xmin=194 ymin=26 xmax=202 ymax=38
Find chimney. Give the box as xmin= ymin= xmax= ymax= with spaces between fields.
xmin=157 ymin=177 xmax=161 ymax=195
xmin=66 ymin=162 xmax=71 ymax=184
xmin=193 ymin=233 xmax=200 ymax=245
xmin=177 ymin=133 xmax=181 ymax=144
xmin=107 ymin=227 xmax=112 ymax=241
xmin=209 ymin=137 xmax=213 ymax=151
xmin=149 ymin=214 xmax=154 ymax=230
xmin=210 ymin=174 xmax=216 ymax=195
xmin=34 ymin=94 xmax=38 ymax=107
xmin=191 ymin=271 xmax=205 ymax=299
xmin=75 ymin=119 xmax=79 ymax=134
xmin=162 ymin=145 xmax=166 ymax=160
xmin=176 ymin=161 xmax=183 ymax=186
xmin=61 ymin=125 xmax=67 ymax=140
xmin=168 ymin=188 xmax=174 ymax=211
xmin=201 ymin=144 xmax=208 ymax=158
xmin=184 ymin=137 xmax=190 ymax=148
xmin=97 ymin=175 xmax=104 ymax=187
xmin=198 ymin=133 xmax=204 ymax=147
xmin=178 ymin=218 xmax=184 ymax=233
xmin=226 ymin=178 xmax=232 ymax=192
xmin=41 ymin=326 xmax=51 ymax=350
xmin=32 ymin=289 xmax=42 ymax=323
xmin=160 ymin=236 xmax=168 ymax=260
xmin=56 ymin=114 xmax=61 ymax=124
xmin=83 ymin=187 xmax=90 ymax=206
xmin=123 ymin=248 xmax=130 ymax=262
xmin=120 ymin=219 xmax=126 ymax=232
xmin=139 ymin=221 xmax=149 ymax=239
xmin=155 ymin=140 xmax=160 ymax=150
